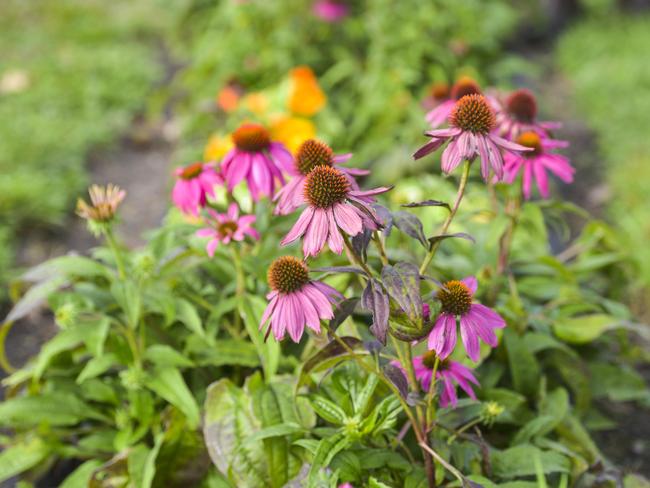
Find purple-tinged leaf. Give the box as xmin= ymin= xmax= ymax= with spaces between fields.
xmin=361 ymin=279 xmax=389 ymax=345
xmin=427 ymin=232 xmax=475 ymax=250
xmin=374 ymin=205 xmax=393 ymax=237
xmin=383 ymin=364 xmax=409 ymax=399
xmin=393 ymin=211 xmax=428 ymax=248
xmin=402 ymin=200 xmax=451 ymax=211
xmin=311 ymin=266 xmax=367 ymax=276
xmin=329 ymin=298 xmax=360 ymax=333
xmin=302 ymin=336 xmax=363 ymax=375
xmin=381 ymin=263 xmax=422 ymax=320
xmin=351 ymin=228 xmax=372 ymax=262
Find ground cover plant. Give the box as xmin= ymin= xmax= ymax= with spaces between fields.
xmin=1 ymin=61 xmax=648 ymax=487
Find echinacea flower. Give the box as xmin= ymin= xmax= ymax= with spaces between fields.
xmin=221 ymin=123 xmax=293 ymax=201
xmin=414 ymin=94 xmax=531 ymax=181
xmin=425 ymin=76 xmax=482 ymax=128
xmin=260 ymin=256 xmax=341 ymax=342
xmin=312 ymin=0 xmax=349 ymax=22
xmin=281 ymin=166 xmax=391 ymax=257
xmin=195 ymin=203 xmax=259 ymax=257
xmin=428 ymin=277 xmax=505 ymax=362
xmin=391 ymin=351 xmax=479 ymax=408
xmin=503 ymin=131 xmax=574 ymax=199
xmin=76 ymin=184 xmax=126 ymax=223
xmin=494 ymin=89 xmax=562 ymax=139
xmin=172 ymin=162 xmax=223 ymax=215
xmin=274 ymin=139 xmax=367 ymax=215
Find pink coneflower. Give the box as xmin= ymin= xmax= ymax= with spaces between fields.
xmin=274 ymin=139 xmax=367 ymax=215
xmin=221 ymin=123 xmax=293 ymax=201
xmin=172 ymin=162 xmax=223 ymax=215
xmin=260 ymin=256 xmax=341 ymax=342
xmin=281 ymin=166 xmax=391 ymax=257
xmin=414 ymin=94 xmax=531 ymax=181
xmin=495 ymin=89 xmax=562 ymax=139
xmin=312 ymin=0 xmax=349 ymax=22
xmin=428 ymin=277 xmax=505 ymax=362
xmin=195 ymin=203 xmax=259 ymax=257
xmin=503 ymin=131 xmax=574 ymax=200
xmin=425 ymin=76 xmax=482 ymax=128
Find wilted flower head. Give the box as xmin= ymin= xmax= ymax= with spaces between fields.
xmin=172 ymin=162 xmax=223 ymax=215
xmin=281 ymin=166 xmax=390 ymax=257
xmin=414 ymin=94 xmax=531 ymax=181
xmin=221 ymin=123 xmax=293 ymax=201
xmin=76 ymin=184 xmax=126 ymax=224
xmin=503 ymin=131 xmax=574 ymax=199
xmin=428 ymin=276 xmax=506 ymax=362
xmin=274 ymin=139 xmax=367 ymax=215
xmin=196 ymin=203 xmax=259 ymax=257
xmin=425 ymin=76 xmax=482 ymax=128
xmin=260 ymin=256 xmax=341 ymax=342
xmin=495 ymin=88 xmax=562 ymax=139
xmin=312 ymin=0 xmax=349 ymax=22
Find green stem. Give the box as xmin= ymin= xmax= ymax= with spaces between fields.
xmin=122 ymin=324 xmax=142 ymax=368
xmin=419 ymin=160 xmax=471 ymax=275
xmin=372 ymin=231 xmax=389 ymax=266
xmin=104 ymin=227 xmax=126 ymax=280
xmin=342 ymin=234 xmax=375 ymax=277
xmin=425 ymin=357 xmax=440 ymax=426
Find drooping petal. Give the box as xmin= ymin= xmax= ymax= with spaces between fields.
xmin=326 ymin=208 xmax=344 ymax=254
xmin=461 ymin=276 xmax=478 ymax=295
xmin=303 ymin=208 xmax=329 ymax=257
xmin=332 ymin=202 xmax=363 ymax=236
xmin=428 ymin=313 xmax=457 ymax=359
xmin=471 ymin=303 xmax=506 ymax=329
xmin=459 ymin=315 xmax=481 ymax=362
xmin=281 ymin=206 xmax=315 ymax=246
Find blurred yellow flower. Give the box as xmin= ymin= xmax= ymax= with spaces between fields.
xmin=288 ymin=66 xmax=326 ymax=117
xmin=270 ymin=116 xmax=316 ymax=154
xmin=204 ymin=133 xmax=233 ymax=161
xmin=244 ymin=92 xmax=269 ymax=115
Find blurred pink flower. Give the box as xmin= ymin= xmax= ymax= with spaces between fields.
xmin=425 ymin=76 xmax=482 ymax=128
xmin=503 ymin=131 xmax=574 ymax=199
xmin=281 ymin=166 xmax=390 ymax=257
xmin=312 ymin=0 xmax=349 ymax=22
xmin=414 ymin=94 xmax=531 ymax=181
xmin=428 ymin=277 xmax=505 ymax=362
xmin=494 ymin=88 xmax=562 ymax=139
xmin=196 ymin=203 xmax=259 ymax=257
xmin=274 ymin=139 xmax=367 ymax=215
xmin=260 ymin=256 xmax=341 ymax=342
xmin=221 ymin=123 xmax=293 ymax=201
xmin=172 ymin=162 xmax=222 ymax=215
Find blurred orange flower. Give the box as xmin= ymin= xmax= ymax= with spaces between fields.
xmin=204 ymin=133 xmax=233 ymax=161
xmin=288 ymin=66 xmax=326 ymax=117
xmin=270 ymin=116 xmax=316 ymax=154
xmin=216 ymin=85 xmax=241 ymax=113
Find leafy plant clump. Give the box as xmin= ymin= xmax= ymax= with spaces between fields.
xmin=1 ymin=48 xmax=649 ymax=488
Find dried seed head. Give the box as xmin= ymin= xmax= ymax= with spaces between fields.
xmin=76 ymin=184 xmax=126 ymax=223
xmin=295 ymin=139 xmax=334 ymax=175
xmin=268 ymin=256 xmax=309 ymax=293
xmin=438 ymin=280 xmax=473 ymax=316
xmin=506 ymin=89 xmax=537 ymax=123
xmin=232 ymin=123 xmax=271 ymax=152
xmin=304 ymin=166 xmax=350 ymax=209
xmin=449 ymin=94 xmax=496 ymax=135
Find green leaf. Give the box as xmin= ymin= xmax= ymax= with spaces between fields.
xmin=4 ymin=277 xmax=67 ymax=324
xmin=111 ymin=280 xmax=141 ymax=328
xmin=256 ymin=385 xmax=291 ymax=488
xmin=77 ymin=353 xmax=119 ymax=383
xmin=353 ymin=374 xmax=379 ymax=415
xmin=552 ymin=314 xmax=619 ymax=344
xmin=144 ymin=344 xmax=194 ymax=368
xmin=22 ymin=255 xmax=109 ymax=282
xmin=309 ymin=396 xmax=348 ymax=425
xmin=0 ymin=392 xmax=107 ymax=427
xmin=0 ymin=437 xmax=51 ymax=483
xmin=307 ymin=433 xmax=350 ymax=486
xmin=241 ymin=295 xmax=279 ymax=379
xmin=244 ymin=423 xmax=305 ymax=444
xmin=59 ymin=460 xmax=104 ymax=488
xmin=491 ymin=445 xmax=570 ymax=479
xmin=504 ymin=329 xmax=540 ymax=398
xmin=176 ymin=298 xmax=205 ymax=337
xmin=146 ymin=367 xmax=200 ymax=428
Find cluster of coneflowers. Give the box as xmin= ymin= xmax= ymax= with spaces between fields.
xmin=77 ymin=77 xmax=573 ymax=411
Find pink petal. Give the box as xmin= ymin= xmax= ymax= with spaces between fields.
xmin=303 ymin=208 xmax=329 ymax=257
xmin=459 ymin=315 xmax=480 ymax=362
xmin=281 ymin=206 xmax=315 ymax=246
xmin=326 ymin=208 xmax=344 ymax=254
xmin=332 ymin=202 xmax=363 ymax=236
xmin=461 ymin=276 xmax=478 ymax=294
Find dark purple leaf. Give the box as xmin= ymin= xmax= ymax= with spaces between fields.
xmin=312 ymin=266 xmax=367 ymax=275
xmin=351 ymin=228 xmax=372 ymax=262
xmin=393 ymin=211 xmax=428 ymax=248
xmin=402 ymin=200 xmax=451 ymax=211
xmin=328 ymin=298 xmax=359 ymax=333
xmin=374 ymin=205 xmax=393 ymax=237
xmin=427 ymin=232 xmax=475 ymax=250
xmin=381 ymin=263 xmax=422 ymax=320
xmin=361 ymin=279 xmax=389 ymax=345
xmin=302 ymin=336 xmax=363 ymax=374
xmin=364 ymin=340 xmax=383 ymax=355
xmin=383 ymin=364 xmax=409 ymax=399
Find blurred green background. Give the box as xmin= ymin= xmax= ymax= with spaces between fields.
xmin=1 ymin=0 xmax=649 ymax=316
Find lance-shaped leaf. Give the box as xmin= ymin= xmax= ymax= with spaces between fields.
xmin=329 ymin=298 xmax=360 ymax=334
xmin=428 ymin=232 xmax=475 ymax=250
xmin=381 ymin=263 xmax=422 ymax=321
xmin=393 ymin=211 xmax=428 ymax=248
xmin=375 ymin=205 xmax=393 ymax=237
xmin=361 ymin=279 xmax=389 ymax=345
xmin=402 ymin=200 xmax=451 ymax=211
xmin=351 ymin=228 xmax=373 ymax=262
xmin=383 ymin=364 xmax=409 ymax=399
